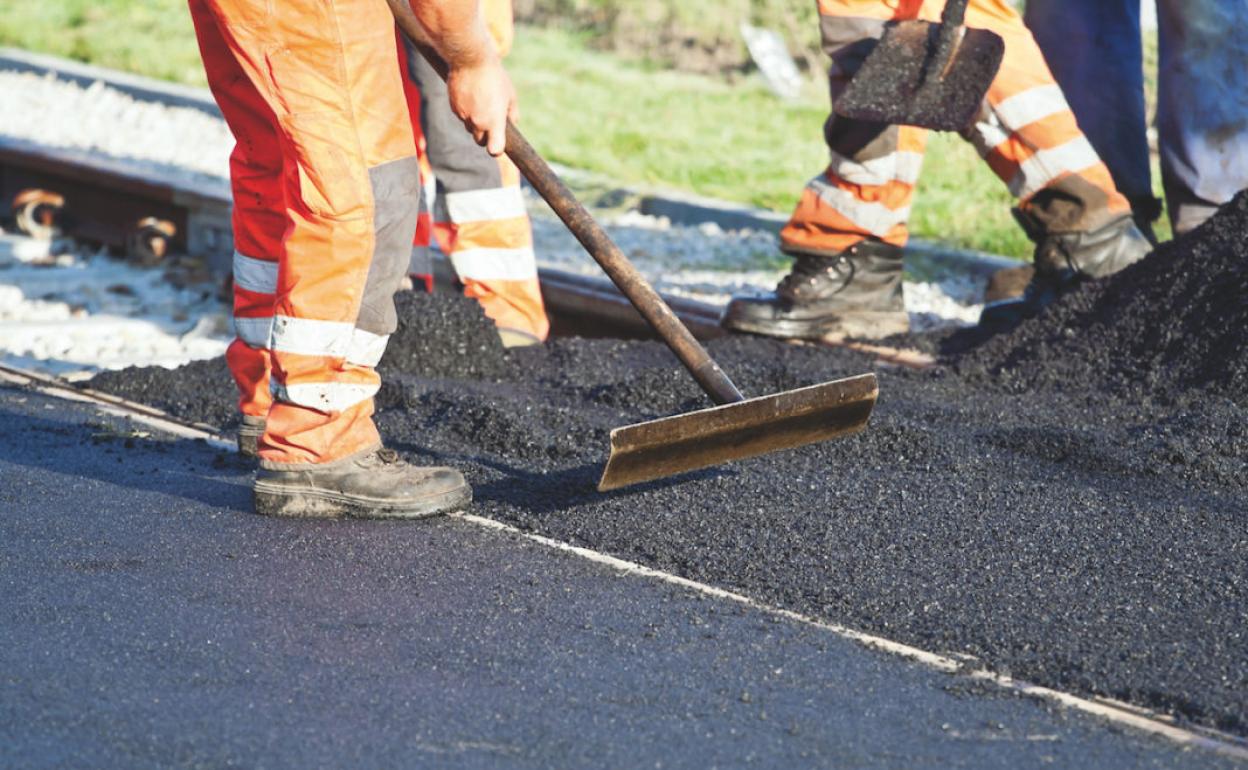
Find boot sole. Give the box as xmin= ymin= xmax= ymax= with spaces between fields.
xmin=722 ymin=311 xmax=910 ymax=341
xmin=252 ymin=480 xmax=472 ymax=520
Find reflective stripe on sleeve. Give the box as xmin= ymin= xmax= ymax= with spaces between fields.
xmin=233 ymin=251 xmax=279 ymax=294
xmin=806 ymin=176 xmax=911 ymax=237
xmin=445 ymin=186 xmax=528 ymax=223
xmin=449 ymin=246 xmax=539 ymax=282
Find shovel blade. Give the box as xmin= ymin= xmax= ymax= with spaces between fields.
xmin=598 ymin=373 xmax=878 ymax=492
xmin=834 ymin=21 xmax=1004 ymax=132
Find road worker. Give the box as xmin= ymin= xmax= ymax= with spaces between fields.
xmin=189 ymin=0 xmax=515 ymax=518
xmin=722 ymin=0 xmax=1153 ymax=340
xmin=402 ymin=0 xmax=550 ymax=347
xmin=1025 ymin=0 xmax=1248 ymax=238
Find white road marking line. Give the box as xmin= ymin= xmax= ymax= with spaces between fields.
xmin=0 ymin=364 xmax=234 ymax=451
xmin=3 ymin=362 xmax=1246 ymax=761
xmin=459 ymin=514 xmax=1248 ymax=761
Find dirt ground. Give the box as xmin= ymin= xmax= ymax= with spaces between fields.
xmin=89 ymin=193 xmax=1248 ymax=735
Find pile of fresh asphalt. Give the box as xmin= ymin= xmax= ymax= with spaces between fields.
xmin=958 ymin=191 xmax=1248 ymax=403
xmin=88 ymin=290 xmax=511 ymax=431
xmin=88 ymin=200 xmax=1247 ymax=736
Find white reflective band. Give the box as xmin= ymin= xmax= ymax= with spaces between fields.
xmin=450 ymin=247 xmax=539 ymax=282
xmin=992 ymin=85 xmax=1069 ymax=132
xmin=807 ymin=176 xmax=910 ymax=237
xmin=234 ymin=316 xmax=273 ymax=348
xmin=233 ymin=251 xmax=279 ymax=294
xmin=1012 ymin=136 xmax=1101 ymax=199
xmin=424 ymin=173 xmax=438 ymax=213
xmin=270 ymin=315 xmax=390 ymax=366
xmin=445 ymin=186 xmax=528 ymax=223
xmin=967 ymin=111 xmax=1010 ymax=160
xmin=272 ymin=316 xmax=355 ymax=358
xmin=346 ymin=329 xmax=389 ymax=368
xmin=828 ymin=150 xmax=924 ymax=187
xmin=272 ymin=381 xmax=379 ymax=413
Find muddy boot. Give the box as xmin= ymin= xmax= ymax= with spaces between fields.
xmin=979 ymin=213 xmax=1151 ymax=329
xmin=721 ymin=241 xmax=908 ymax=340
xmin=237 ymin=414 xmax=266 ymax=458
xmin=253 ymin=447 xmax=471 ymax=519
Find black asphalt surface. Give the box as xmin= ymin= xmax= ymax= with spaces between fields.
xmin=0 ymin=384 xmax=1237 ymax=768
xmin=90 ymin=287 xmax=1248 ymax=737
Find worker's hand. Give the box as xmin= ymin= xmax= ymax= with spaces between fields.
xmin=447 ymin=55 xmax=518 ymax=157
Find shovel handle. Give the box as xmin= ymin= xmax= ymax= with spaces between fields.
xmin=388 ymin=2 xmax=745 ymax=406
xmin=503 ymin=127 xmax=745 ymax=405
xmin=932 ymin=0 xmax=969 ymax=78
xmin=940 ymin=0 xmax=968 ymax=28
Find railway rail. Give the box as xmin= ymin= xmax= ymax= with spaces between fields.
xmin=0 ymin=129 xmax=937 ymax=368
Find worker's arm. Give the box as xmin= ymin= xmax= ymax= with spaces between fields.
xmin=389 ymin=0 xmax=517 ymax=156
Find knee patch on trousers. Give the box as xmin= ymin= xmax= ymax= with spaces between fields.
xmin=357 ymin=155 xmax=422 ymax=337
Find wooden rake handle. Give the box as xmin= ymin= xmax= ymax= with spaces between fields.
xmin=501 ymin=127 xmax=745 ymax=405
xmin=388 ymin=1 xmax=745 ymax=406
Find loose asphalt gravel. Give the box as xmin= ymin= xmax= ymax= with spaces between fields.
xmin=87 ymin=196 xmax=1248 ymax=737
xmin=6 ymin=387 xmax=1237 ymax=768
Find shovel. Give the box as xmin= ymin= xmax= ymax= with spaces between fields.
xmin=833 ymin=0 xmax=1005 ymax=132
xmin=388 ymin=3 xmax=878 ymax=491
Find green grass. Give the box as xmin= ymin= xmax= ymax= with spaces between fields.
xmin=1 ymin=4 xmax=1166 ymax=258
xmin=509 ymin=27 xmax=1030 ymax=256
xmin=509 ymin=30 xmax=824 ymax=210
xmin=0 ymin=0 xmax=207 ymax=86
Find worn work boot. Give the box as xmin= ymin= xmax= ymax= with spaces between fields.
xmin=236 ymin=414 xmax=266 ymax=459
xmin=979 ymin=213 xmax=1152 ymax=329
xmin=721 ymin=241 xmax=908 ymax=340
xmin=253 ymin=447 xmax=471 ymax=519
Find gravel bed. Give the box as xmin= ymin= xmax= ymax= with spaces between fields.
xmin=0 ymin=233 xmax=229 ymax=376
xmin=0 ymin=70 xmax=234 ymax=187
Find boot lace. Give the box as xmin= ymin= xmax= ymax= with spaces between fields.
xmin=376 ymin=448 xmax=401 ymax=465
xmin=777 ymin=253 xmax=853 ymax=295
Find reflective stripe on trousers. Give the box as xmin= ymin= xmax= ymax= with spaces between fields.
xmin=402 ymin=15 xmax=550 ymax=342
xmin=784 ymin=0 xmax=1131 ymax=257
xmin=191 ymin=0 xmax=419 ymax=466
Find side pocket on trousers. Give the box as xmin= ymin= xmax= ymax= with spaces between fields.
xmin=264 ymin=44 xmax=369 ymax=221
xmin=280 ymin=111 xmax=371 ymax=221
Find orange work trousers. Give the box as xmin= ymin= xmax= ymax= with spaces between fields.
xmin=783 ymin=0 xmax=1131 ymax=258
xmin=190 ymin=0 xmax=420 ymax=467
xmin=400 ymin=0 xmax=550 ymax=344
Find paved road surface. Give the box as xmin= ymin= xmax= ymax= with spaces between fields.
xmin=0 ymin=384 xmax=1236 ymax=768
